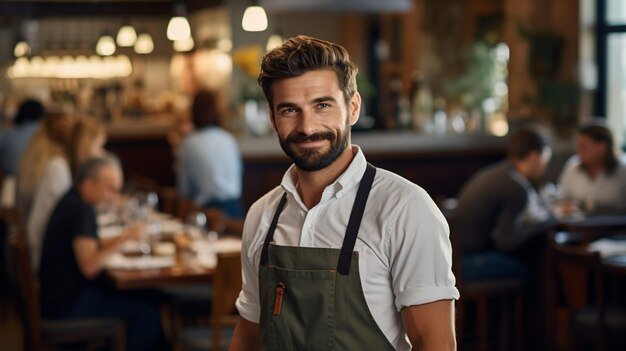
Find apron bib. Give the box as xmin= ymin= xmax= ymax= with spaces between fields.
xmin=258 ymin=164 xmax=396 ymax=351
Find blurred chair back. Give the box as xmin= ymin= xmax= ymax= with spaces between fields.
xmin=548 ymin=240 xmax=626 ymax=351
xmin=211 ymin=251 xmax=242 ymax=351
xmin=9 ymin=224 xmax=126 ymax=351
xmin=447 ymin=210 xmax=524 ymax=351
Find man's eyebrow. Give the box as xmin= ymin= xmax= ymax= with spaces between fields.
xmin=276 ymin=102 xmax=299 ymax=110
xmin=312 ymin=96 xmax=337 ymax=104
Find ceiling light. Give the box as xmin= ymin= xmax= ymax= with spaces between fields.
xmin=134 ymin=33 xmax=154 ymax=54
xmin=96 ymin=34 xmax=116 ymax=56
xmin=266 ymin=33 xmax=284 ymax=52
xmin=173 ymin=37 xmax=194 ymax=52
xmin=14 ymin=40 xmax=31 ymax=57
xmin=242 ymin=5 xmax=268 ymax=32
xmin=167 ymin=17 xmax=191 ymax=41
xmin=116 ymin=25 xmax=137 ymax=47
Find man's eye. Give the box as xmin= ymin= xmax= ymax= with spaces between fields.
xmin=318 ymin=103 xmax=330 ymax=109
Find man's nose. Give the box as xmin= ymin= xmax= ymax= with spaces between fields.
xmin=297 ymin=109 xmax=318 ymax=135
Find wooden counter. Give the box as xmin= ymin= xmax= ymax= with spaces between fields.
xmin=106 ymin=127 xmax=506 ymax=210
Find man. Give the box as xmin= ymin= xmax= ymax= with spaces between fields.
xmin=39 ymin=156 xmax=163 ymax=350
xmin=230 ymin=35 xmax=458 ymax=351
xmin=454 ymin=126 xmax=556 ymax=281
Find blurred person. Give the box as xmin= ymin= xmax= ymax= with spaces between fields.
xmin=69 ymin=117 xmax=108 ymax=176
xmin=39 ymin=156 xmax=163 ymax=351
xmin=230 ymin=35 xmax=457 ymax=351
xmin=0 ymin=98 xmax=45 ymax=176
xmin=454 ymin=126 xmax=556 ymax=281
xmin=177 ymin=89 xmax=244 ymax=218
xmin=557 ymin=123 xmax=626 ymax=215
xmin=17 ymin=113 xmax=75 ymax=269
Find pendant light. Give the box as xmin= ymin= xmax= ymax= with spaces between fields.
xmin=173 ymin=36 xmax=195 ymax=52
xmin=167 ymin=2 xmax=191 ymax=41
xmin=134 ymin=32 xmax=154 ymax=54
xmin=116 ymin=25 xmax=137 ymax=47
xmin=13 ymin=39 xmax=31 ymax=57
xmin=96 ymin=33 xmax=116 ymax=56
xmin=242 ymin=1 xmax=268 ymax=32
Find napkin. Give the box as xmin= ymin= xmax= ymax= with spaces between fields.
xmin=106 ymin=253 xmax=175 ymax=270
xmin=588 ymin=236 xmax=626 ymax=257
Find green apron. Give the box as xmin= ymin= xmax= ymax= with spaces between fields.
xmin=259 ymin=164 xmax=396 ymax=350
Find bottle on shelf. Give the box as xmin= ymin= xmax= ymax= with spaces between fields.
xmin=409 ymin=72 xmax=434 ymax=133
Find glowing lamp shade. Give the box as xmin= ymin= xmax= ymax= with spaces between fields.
xmin=167 ymin=16 xmax=191 ymax=41
xmin=116 ymin=25 xmax=137 ymax=47
xmin=134 ymin=33 xmax=154 ymax=54
xmin=96 ymin=35 xmax=116 ymax=56
xmin=266 ymin=34 xmax=284 ymax=52
xmin=173 ymin=37 xmax=194 ymax=52
xmin=242 ymin=6 xmax=268 ymax=32
xmin=14 ymin=41 xmax=31 ymax=57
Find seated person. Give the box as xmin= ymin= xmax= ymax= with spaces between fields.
xmin=38 ymin=156 xmax=163 ymax=350
xmin=454 ymin=126 xmax=557 ymax=281
xmin=0 ymin=98 xmax=44 ymax=176
xmin=557 ymin=123 xmax=626 ymax=215
xmin=177 ymin=89 xmax=244 ymax=219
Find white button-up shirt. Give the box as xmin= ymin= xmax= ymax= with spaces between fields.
xmin=236 ymin=146 xmax=459 ymax=350
xmin=558 ymin=156 xmax=626 ymax=214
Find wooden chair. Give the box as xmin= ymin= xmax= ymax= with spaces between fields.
xmin=8 ymin=233 xmax=127 ymax=351
xmin=548 ymin=240 xmax=626 ymax=351
xmin=175 ymin=252 xmax=242 ymax=351
xmin=448 ymin=219 xmax=524 ymax=351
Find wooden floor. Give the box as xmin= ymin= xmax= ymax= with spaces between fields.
xmin=0 ymin=304 xmax=22 ymax=351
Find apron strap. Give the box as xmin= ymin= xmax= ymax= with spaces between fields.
xmin=260 ymin=192 xmax=288 ymax=267
xmin=337 ymin=163 xmax=376 ymax=275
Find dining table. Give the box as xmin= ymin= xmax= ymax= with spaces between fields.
xmin=98 ymin=208 xmax=241 ymax=291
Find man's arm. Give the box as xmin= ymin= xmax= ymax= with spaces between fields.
xmin=401 ymin=300 xmax=456 ymax=351
xmin=228 ymin=316 xmax=260 ymax=351
xmin=73 ymin=225 xmax=143 ymax=279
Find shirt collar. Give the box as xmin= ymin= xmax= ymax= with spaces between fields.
xmin=280 ymin=145 xmax=368 ymax=202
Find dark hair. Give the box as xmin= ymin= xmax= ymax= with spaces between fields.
xmin=578 ymin=123 xmax=618 ymax=173
xmin=507 ymin=127 xmax=550 ymax=160
xmin=15 ymin=99 xmax=44 ymax=125
xmin=75 ymin=155 xmax=120 ymax=185
xmin=191 ymin=90 xmax=222 ymax=129
xmin=258 ymin=35 xmax=358 ymax=110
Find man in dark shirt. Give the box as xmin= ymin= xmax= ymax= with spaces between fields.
xmin=454 ymin=126 xmax=557 ymax=281
xmin=39 ymin=156 xmax=163 ymax=350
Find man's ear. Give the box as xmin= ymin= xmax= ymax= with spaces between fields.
xmin=349 ymin=92 xmax=361 ymax=126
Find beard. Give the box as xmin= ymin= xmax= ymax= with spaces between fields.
xmin=278 ymin=119 xmax=350 ymax=172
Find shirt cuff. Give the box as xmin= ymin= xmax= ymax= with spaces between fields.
xmin=395 ymin=286 xmax=460 ymax=311
xmin=235 ymin=293 xmax=261 ymax=324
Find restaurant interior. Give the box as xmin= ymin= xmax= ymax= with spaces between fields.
xmin=1 ymin=0 xmax=626 ymax=350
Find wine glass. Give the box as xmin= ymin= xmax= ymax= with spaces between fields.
xmin=185 ymin=211 xmax=207 ymax=240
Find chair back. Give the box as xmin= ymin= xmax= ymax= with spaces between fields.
xmin=550 ymin=239 xmax=606 ymax=350
xmin=211 ymin=251 xmax=242 ymax=351
xmin=9 ymin=231 xmax=43 ymax=351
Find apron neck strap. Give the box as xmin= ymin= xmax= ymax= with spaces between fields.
xmin=337 ymin=163 xmax=376 ymax=274
xmin=259 ymin=163 xmax=377 ymax=274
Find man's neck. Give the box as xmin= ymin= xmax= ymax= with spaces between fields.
xmin=295 ymin=146 xmax=356 ymax=209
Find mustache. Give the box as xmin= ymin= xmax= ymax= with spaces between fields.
xmin=285 ymin=132 xmax=335 ymax=144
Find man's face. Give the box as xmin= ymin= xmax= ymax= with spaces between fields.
xmin=269 ymin=69 xmax=360 ymax=172
xmin=87 ymin=166 xmax=122 ymax=205
xmin=576 ymin=134 xmax=606 ymax=167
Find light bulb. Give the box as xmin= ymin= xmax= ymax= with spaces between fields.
xmin=242 ymin=6 xmax=268 ymax=32
xmin=167 ymin=16 xmax=191 ymax=41
xmin=134 ymin=33 xmax=154 ymax=54
xmin=96 ymin=35 xmax=116 ymax=56
xmin=117 ymin=25 xmax=137 ymax=47
xmin=173 ymin=37 xmax=194 ymax=52
xmin=14 ymin=41 xmax=31 ymax=57
xmin=266 ymin=34 xmax=284 ymax=52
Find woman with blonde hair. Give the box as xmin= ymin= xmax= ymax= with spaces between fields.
xmin=18 ymin=113 xmax=75 ymax=270
xmin=69 ymin=117 xmax=107 ymax=175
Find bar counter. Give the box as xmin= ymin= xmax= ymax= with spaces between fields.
xmin=105 ymin=120 xmax=506 ymax=209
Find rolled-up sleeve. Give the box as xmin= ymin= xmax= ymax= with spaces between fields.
xmin=388 ymin=191 xmax=460 ymax=311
